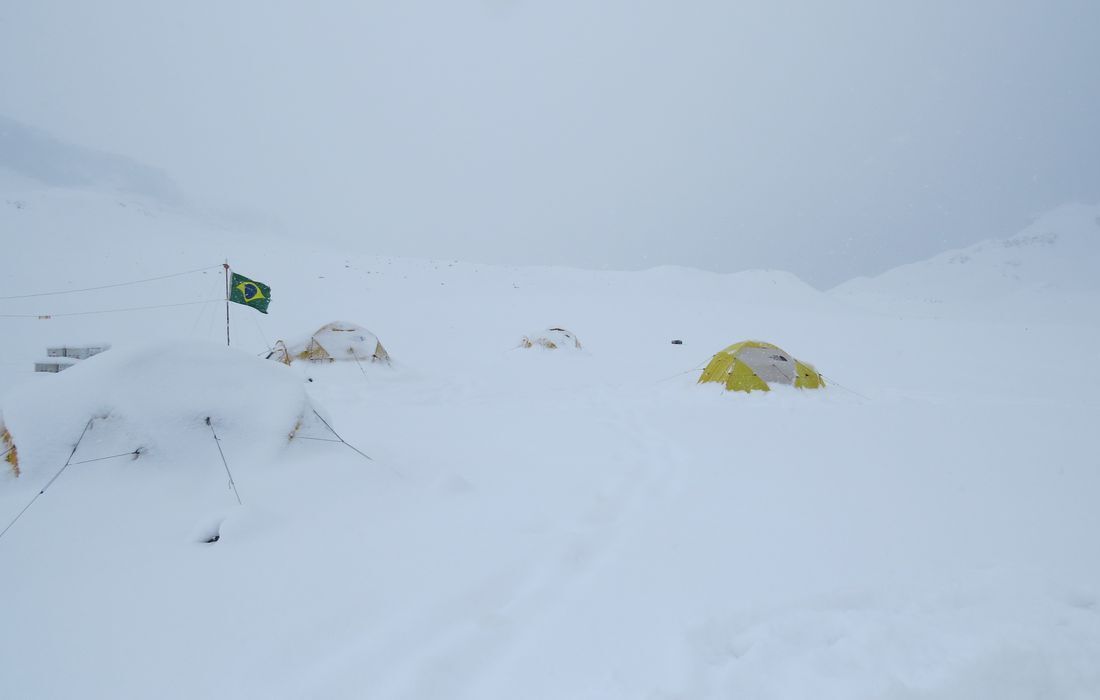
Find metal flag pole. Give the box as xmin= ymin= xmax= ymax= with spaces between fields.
xmin=223 ymin=261 xmax=231 ymax=347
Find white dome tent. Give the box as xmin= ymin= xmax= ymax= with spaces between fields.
xmin=520 ymin=327 xmax=582 ymax=350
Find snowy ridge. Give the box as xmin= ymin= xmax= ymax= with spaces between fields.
xmin=0 ymin=115 xmax=182 ymax=203
xmin=833 ymin=203 xmax=1100 ymax=304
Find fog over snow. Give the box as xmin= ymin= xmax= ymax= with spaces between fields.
xmin=2 ymin=4 xmax=1100 ymax=699
xmin=1 ymin=145 xmax=1099 ymax=699
xmin=2 ymin=1 xmax=1099 ymax=285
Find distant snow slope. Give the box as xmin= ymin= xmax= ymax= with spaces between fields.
xmin=1 ymin=179 xmax=1099 ymax=700
xmin=0 ymin=115 xmax=183 ymax=203
xmin=833 ymin=203 xmax=1100 ymax=308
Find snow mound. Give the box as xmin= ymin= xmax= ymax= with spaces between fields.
xmin=1 ymin=341 xmax=311 ymax=478
xmin=833 ymin=203 xmax=1100 ymax=302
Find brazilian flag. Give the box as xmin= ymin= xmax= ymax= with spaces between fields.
xmin=229 ymin=272 xmax=271 ymax=314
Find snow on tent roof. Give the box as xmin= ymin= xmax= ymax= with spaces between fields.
xmin=1 ymin=341 xmax=313 ymax=478
xmin=276 ymin=321 xmax=390 ymax=364
xmin=698 ymin=340 xmax=824 ymax=393
xmin=520 ymin=327 xmax=582 ymax=350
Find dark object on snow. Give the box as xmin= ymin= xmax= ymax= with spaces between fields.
xmin=205 ymin=534 xmax=220 ymax=544
xmin=671 ymin=340 xmax=683 ymax=345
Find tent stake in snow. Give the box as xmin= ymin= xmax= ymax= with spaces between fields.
xmin=0 ymin=417 xmax=95 ymax=543
xmin=205 ymin=417 xmax=242 ymax=505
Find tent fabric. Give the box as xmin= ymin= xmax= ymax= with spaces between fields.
xmin=520 ymin=327 xmax=582 ymax=350
xmin=273 ymin=322 xmax=390 ymax=365
xmin=1 ymin=418 xmax=17 ymax=477
xmin=699 ymin=340 xmax=824 ymax=393
xmin=793 ymin=360 xmax=824 ymax=389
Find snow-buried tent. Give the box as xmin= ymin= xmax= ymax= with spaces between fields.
xmin=269 ymin=322 xmax=390 ymax=365
xmin=520 ymin=327 xmax=582 ymax=350
xmin=1 ymin=417 xmax=17 ymax=477
xmin=699 ymin=341 xmax=824 ymax=393
xmin=1 ymin=341 xmax=314 ymax=479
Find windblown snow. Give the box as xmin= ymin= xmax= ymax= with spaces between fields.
xmin=2 ymin=180 xmax=1099 ymax=699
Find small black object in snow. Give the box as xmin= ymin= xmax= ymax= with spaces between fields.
xmin=671 ymin=340 xmax=683 ymax=345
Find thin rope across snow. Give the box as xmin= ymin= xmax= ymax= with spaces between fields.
xmin=0 ymin=417 xmax=95 ymax=543
xmin=0 ymin=264 xmax=222 ymax=300
xmin=0 ymin=298 xmax=224 ymax=320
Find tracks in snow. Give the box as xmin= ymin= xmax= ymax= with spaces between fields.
xmin=366 ymin=397 xmax=685 ymax=699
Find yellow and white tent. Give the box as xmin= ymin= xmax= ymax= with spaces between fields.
xmin=699 ymin=340 xmax=823 ymax=393
xmin=1 ymin=415 xmax=17 ymax=477
xmin=269 ymin=322 xmax=391 ymax=365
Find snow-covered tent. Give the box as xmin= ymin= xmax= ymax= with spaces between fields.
xmin=520 ymin=327 xmax=582 ymax=350
xmin=698 ymin=340 xmax=824 ymax=393
xmin=1 ymin=416 xmax=17 ymax=477
xmin=0 ymin=341 xmax=315 ymax=480
xmin=270 ymin=322 xmax=390 ymax=365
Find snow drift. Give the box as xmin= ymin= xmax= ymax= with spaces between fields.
xmin=2 ymin=341 xmax=311 ymax=479
xmin=1 ymin=178 xmax=1099 ymax=699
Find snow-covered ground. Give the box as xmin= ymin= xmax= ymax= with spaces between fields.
xmin=2 ymin=179 xmax=1099 ymax=699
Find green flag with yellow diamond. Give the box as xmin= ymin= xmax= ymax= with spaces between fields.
xmin=229 ymin=272 xmax=271 ymax=314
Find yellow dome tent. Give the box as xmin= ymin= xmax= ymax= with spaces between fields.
xmin=699 ymin=341 xmax=824 ymax=393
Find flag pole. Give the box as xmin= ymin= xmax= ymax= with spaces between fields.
xmin=223 ymin=261 xmax=231 ymax=347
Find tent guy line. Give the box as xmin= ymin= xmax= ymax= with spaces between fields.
xmin=351 ymin=352 xmax=371 ymax=382
xmin=306 ymin=409 xmax=393 ymax=474
xmin=69 ymin=449 xmax=143 ymax=466
xmin=0 ymin=264 xmax=222 ymax=300
xmin=310 ymin=409 xmax=373 ymax=460
xmin=818 ymin=374 xmax=871 ymax=401
xmin=653 ymin=359 xmax=714 ymax=385
xmin=205 ymin=417 xmax=242 ymax=506
xmin=0 ymin=417 xmax=95 ymax=543
xmin=0 ymin=298 xmax=224 ymax=319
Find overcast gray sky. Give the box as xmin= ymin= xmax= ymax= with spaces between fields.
xmin=2 ymin=1 xmax=1098 ymax=286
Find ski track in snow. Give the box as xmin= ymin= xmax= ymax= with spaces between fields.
xmin=393 ymin=404 xmax=678 ymax=699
